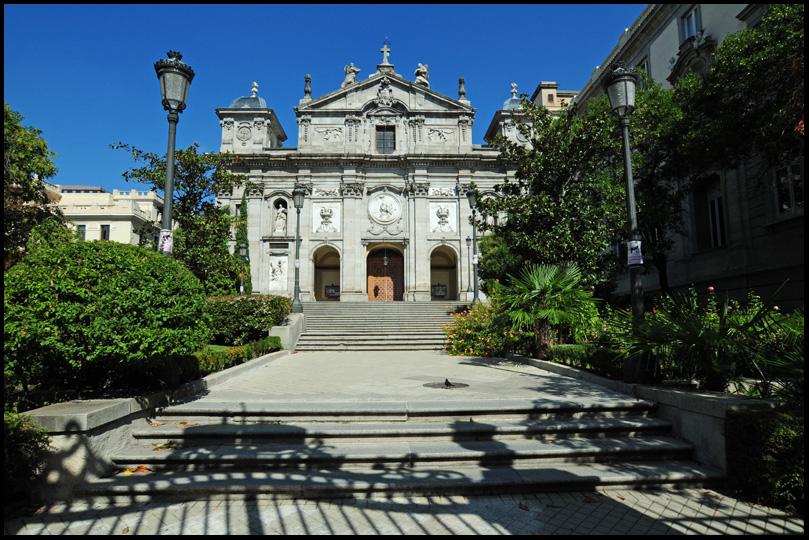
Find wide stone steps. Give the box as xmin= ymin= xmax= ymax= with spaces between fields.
xmin=298 ymin=302 xmax=464 ymax=352
xmin=76 ymin=397 xmax=721 ymax=501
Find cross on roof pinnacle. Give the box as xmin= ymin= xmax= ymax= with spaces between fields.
xmin=380 ymin=39 xmax=391 ymax=65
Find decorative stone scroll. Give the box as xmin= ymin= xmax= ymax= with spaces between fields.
xmin=341 ymin=182 xmax=365 ymax=198
xmin=299 ymin=116 xmax=312 ymax=143
xmin=313 ymin=187 xmax=341 ymax=198
xmin=315 ymin=127 xmax=343 ymax=142
xmin=429 ymin=187 xmax=456 ymax=198
xmin=428 ymin=128 xmax=453 ymax=143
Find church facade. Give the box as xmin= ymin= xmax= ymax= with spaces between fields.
xmin=215 ymin=45 xmax=521 ymax=302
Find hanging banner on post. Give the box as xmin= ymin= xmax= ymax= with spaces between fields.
xmin=159 ymin=229 xmax=173 ymax=254
xmin=627 ymin=240 xmax=643 ymax=267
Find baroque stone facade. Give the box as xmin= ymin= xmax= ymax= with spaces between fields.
xmin=216 ymin=45 xmax=511 ymax=302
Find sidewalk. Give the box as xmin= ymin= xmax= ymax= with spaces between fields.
xmin=7 ymin=488 xmax=803 ymax=535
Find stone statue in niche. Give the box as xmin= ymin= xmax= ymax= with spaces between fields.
xmin=415 ymin=63 xmax=430 ymax=87
xmin=342 ymin=63 xmax=360 ymax=88
xmin=273 ymin=206 xmax=287 ymax=234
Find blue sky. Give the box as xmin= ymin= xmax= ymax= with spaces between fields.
xmin=5 ymin=4 xmax=645 ymax=192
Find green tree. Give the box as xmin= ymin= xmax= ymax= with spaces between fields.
xmin=113 ymin=142 xmax=246 ymax=294
xmin=235 ymin=190 xmax=252 ymax=294
xmin=4 ymin=104 xmax=62 ymax=269
xmin=500 ymin=264 xmax=600 ymax=355
xmin=478 ymin=98 xmax=625 ymax=288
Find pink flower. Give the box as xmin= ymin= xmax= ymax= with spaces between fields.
xmin=707 ymin=286 xmax=715 ymax=293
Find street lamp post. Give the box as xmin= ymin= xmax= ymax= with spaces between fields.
xmin=238 ymin=242 xmax=248 ymax=295
xmin=606 ymin=64 xmax=644 ymax=319
xmin=154 ymin=51 xmax=194 ymax=256
xmin=466 ymin=189 xmax=479 ymax=303
xmin=465 ymin=236 xmax=472 ymax=294
xmin=292 ymin=187 xmax=306 ymax=313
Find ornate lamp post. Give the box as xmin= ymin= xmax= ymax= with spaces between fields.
xmin=154 ymin=51 xmax=194 ymax=256
xmin=238 ymin=242 xmax=248 ymax=295
xmin=292 ymin=186 xmax=306 ymax=313
xmin=606 ymin=64 xmax=644 ymax=319
xmin=466 ymin=188 xmax=479 ymax=303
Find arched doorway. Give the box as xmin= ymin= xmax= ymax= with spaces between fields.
xmin=367 ymin=246 xmax=404 ymax=301
xmin=430 ymin=246 xmax=458 ymax=301
xmin=313 ymin=245 xmax=340 ymax=301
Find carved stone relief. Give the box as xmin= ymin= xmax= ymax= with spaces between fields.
xmin=312 ymin=202 xmax=341 ymax=234
xmin=268 ymin=255 xmax=288 ymax=291
xmin=368 ymin=192 xmax=401 ymax=225
xmin=313 ymin=187 xmax=341 ymax=198
xmin=428 ymin=128 xmax=453 ymax=143
xmin=430 ymin=202 xmax=457 ymax=233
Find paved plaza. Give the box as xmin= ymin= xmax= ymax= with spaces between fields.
xmin=7 ymin=488 xmax=803 ymax=535
xmin=6 ymin=351 xmax=804 ymax=535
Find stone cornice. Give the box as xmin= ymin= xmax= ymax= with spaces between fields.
xmin=227 ymin=152 xmax=504 ymax=172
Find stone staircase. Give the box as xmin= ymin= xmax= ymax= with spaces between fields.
xmin=295 ymin=301 xmax=468 ymax=351
xmin=77 ymin=398 xmax=722 ymax=502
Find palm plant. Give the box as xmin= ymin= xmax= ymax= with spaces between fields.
xmin=499 ymin=264 xmax=600 ymax=355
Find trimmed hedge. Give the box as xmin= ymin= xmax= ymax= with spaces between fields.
xmin=194 ymin=336 xmax=283 ymax=375
xmin=4 ymin=412 xmax=50 ymax=507
xmin=4 ymin=241 xmax=210 ymax=409
xmin=726 ymin=409 xmax=805 ymax=517
xmin=206 ymin=295 xmax=292 ymax=346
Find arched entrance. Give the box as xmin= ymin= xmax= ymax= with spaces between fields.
xmin=367 ymin=245 xmax=404 ymax=301
xmin=430 ymin=246 xmax=459 ymax=301
xmin=313 ymin=245 xmax=340 ymax=301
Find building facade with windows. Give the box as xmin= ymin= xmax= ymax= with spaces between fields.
xmin=215 ymin=47 xmax=516 ymax=302
xmin=576 ymin=3 xmax=804 ymax=308
xmin=52 ymin=184 xmax=163 ymax=245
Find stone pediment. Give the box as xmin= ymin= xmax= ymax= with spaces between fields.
xmin=297 ymin=72 xmax=473 ymax=116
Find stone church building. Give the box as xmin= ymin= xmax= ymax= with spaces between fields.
xmin=216 ymin=44 xmax=522 ymax=302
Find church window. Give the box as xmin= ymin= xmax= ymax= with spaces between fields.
xmin=547 ymin=93 xmax=555 ymax=103
xmin=681 ymin=7 xmax=699 ymax=41
xmin=693 ymin=176 xmax=725 ymax=251
xmin=101 ymin=224 xmax=111 ymax=241
xmin=77 ymin=224 xmax=86 ymax=241
xmin=774 ymin=162 xmax=804 ymax=218
xmin=376 ymin=126 xmax=396 ymax=154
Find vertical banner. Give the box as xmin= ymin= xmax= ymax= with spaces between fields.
xmin=627 ymin=240 xmax=643 ymax=267
xmin=159 ymin=229 xmax=173 ymax=254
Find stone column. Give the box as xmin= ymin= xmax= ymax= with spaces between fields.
xmin=411 ymin=171 xmax=431 ymax=302
xmin=340 ymin=176 xmax=366 ymax=302
xmin=247 ymin=184 xmax=263 ymax=293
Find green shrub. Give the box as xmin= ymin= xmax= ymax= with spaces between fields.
xmin=726 ymin=409 xmax=804 ymax=516
xmin=4 ymin=411 xmax=50 ymax=507
xmin=547 ymin=344 xmax=624 ymax=379
xmin=603 ymin=289 xmax=777 ymax=390
xmin=194 ymin=336 xmax=283 ymax=375
xmin=4 ymin=241 xmax=210 ymax=409
xmin=206 ymin=295 xmax=292 ymax=346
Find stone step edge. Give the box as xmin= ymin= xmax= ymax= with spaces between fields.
xmin=76 ymin=461 xmax=722 ymax=500
xmin=159 ymin=399 xmax=656 ymax=417
xmin=112 ymin=437 xmax=692 ymax=465
xmin=132 ymin=417 xmax=673 ymax=439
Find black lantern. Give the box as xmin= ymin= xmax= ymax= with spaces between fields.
xmin=605 ymin=64 xmax=638 ymax=119
xmin=291 ymin=186 xmax=306 ymax=313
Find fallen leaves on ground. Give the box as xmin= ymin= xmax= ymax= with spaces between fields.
xmin=178 ymin=421 xmax=196 ymax=427
xmin=122 ymin=465 xmax=154 ymax=476
xmin=151 ymin=441 xmax=182 ymax=451
xmin=149 ymin=421 xmax=161 ymax=428
xmin=583 ymin=495 xmax=595 ymax=503
xmin=616 ymin=495 xmax=625 ymax=501
xmin=518 ymin=502 xmax=530 ymax=511
xmin=122 ymin=526 xmax=130 ymax=534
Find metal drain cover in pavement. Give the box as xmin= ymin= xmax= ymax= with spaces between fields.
xmin=423 ymin=381 xmax=470 ymax=390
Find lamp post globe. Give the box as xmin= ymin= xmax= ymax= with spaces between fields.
xmin=605 ymin=64 xmax=644 ymax=319
xmin=154 ymin=51 xmax=194 ymax=256
xmin=292 ymin=186 xmax=306 ymax=313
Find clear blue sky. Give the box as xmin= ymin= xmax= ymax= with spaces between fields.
xmin=5 ymin=4 xmax=645 ymax=192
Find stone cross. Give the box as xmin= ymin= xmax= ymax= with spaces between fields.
xmin=380 ymin=40 xmax=391 ymax=65
xmin=252 ymin=81 xmax=259 ymax=97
